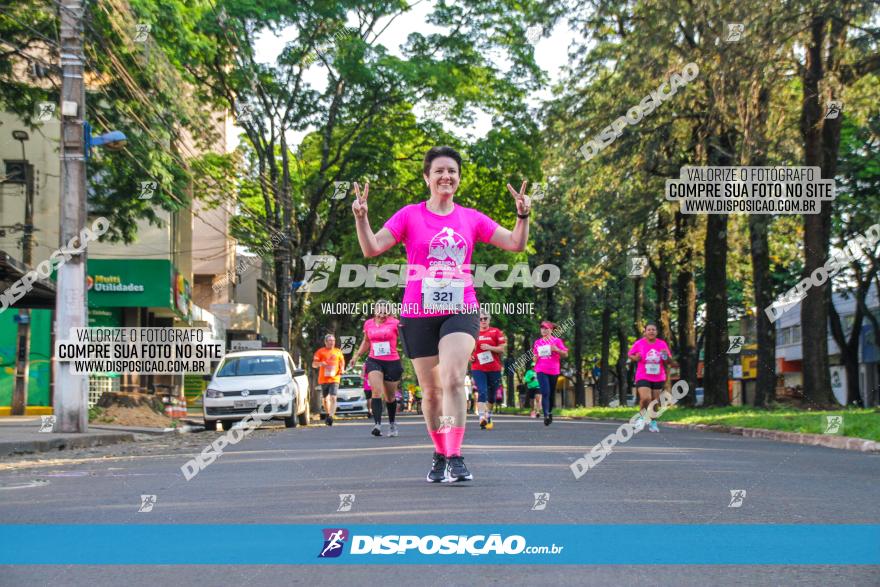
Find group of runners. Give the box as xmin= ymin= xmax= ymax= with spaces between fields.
xmin=309 ymin=145 xmax=673 ymax=484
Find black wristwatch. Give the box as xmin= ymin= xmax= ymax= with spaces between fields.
xmin=517 ymin=212 xmax=530 ymax=219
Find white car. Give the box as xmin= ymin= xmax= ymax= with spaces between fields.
xmin=203 ymin=349 xmax=311 ymax=430
xmin=336 ymin=374 xmax=369 ymax=416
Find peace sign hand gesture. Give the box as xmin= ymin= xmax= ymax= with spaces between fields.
xmin=506 ymin=180 xmax=531 ymax=217
xmin=352 ymin=182 xmax=370 ymax=219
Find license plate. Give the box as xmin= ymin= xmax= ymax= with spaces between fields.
xmin=233 ymin=399 xmax=258 ymax=409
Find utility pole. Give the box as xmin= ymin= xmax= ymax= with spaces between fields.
xmin=11 ymin=134 xmax=34 ymax=415
xmin=55 ymin=0 xmax=88 ymax=432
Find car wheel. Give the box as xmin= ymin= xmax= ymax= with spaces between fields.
xmin=297 ymin=401 xmax=310 ymax=426
xmin=284 ymin=412 xmax=297 ymax=428
xmin=203 ymin=419 xmax=216 ymax=432
xmin=221 ymin=420 xmax=235 ymax=431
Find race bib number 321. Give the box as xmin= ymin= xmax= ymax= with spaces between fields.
xmin=423 ymin=279 xmax=464 ymax=310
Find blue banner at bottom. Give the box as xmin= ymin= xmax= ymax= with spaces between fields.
xmin=1 ymin=525 xmax=878 ymax=564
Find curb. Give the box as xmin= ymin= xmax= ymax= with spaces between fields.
xmin=660 ymin=422 xmax=880 ymax=453
xmin=90 ymin=423 xmax=204 ymax=435
xmin=0 ymin=432 xmax=136 ymax=457
xmin=548 ymin=414 xmax=880 ymax=454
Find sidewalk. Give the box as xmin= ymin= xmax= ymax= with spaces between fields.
xmin=0 ymin=417 xmax=136 ymax=457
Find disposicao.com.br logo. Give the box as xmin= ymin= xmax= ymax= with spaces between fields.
xmin=319 ymin=529 xmax=563 ymax=557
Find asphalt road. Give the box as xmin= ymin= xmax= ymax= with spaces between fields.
xmin=1 ymin=413 xmax=878 ymax=585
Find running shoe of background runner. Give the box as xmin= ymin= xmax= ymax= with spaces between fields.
xmin=633 ymin=416 xmax=645 ymax=432
xmin=372 ymin=424 xmax=382 ymax=436
xmin=427 ymin=452 xmax=447 ymax=483
xmin=648 ymin=420 xmax=659 ymax=433
xmin=389 ymin=422 xmax=399 ymax=437
xmin=480 ymin=418 xmax=488 ymax=429
xmin=544 ymin=416 xmax=551 ymax=426
xmin=326 ymin=416 xmax=334 ymax=426
xmin=443 ymin=456 xmax=473 ymax=483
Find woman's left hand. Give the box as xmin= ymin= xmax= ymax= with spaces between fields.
xmin=507 ymin=180 xmax=531 ymax=216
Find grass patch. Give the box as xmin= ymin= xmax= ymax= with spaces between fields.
xmin=496 ymin=405 xmax=880 ymax=442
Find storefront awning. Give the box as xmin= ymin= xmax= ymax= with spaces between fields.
xmin=0 ymin=250 xmax=56 ymax=309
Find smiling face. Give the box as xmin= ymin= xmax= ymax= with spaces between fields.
xmin=424 ymin=156 xmax=460 ymax=199
xmin=374 ymin=301 xmax=389 ymax=319
xmin=644 ymin=324 xmax=657 ymax=341
xmin=324 ymin=335 xmax=335 ymax=349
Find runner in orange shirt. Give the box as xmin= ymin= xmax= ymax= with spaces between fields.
xmin=313 ymin=334 xmax=346 ymax=426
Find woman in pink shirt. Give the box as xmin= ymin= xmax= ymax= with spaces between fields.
xmin=627 ymin=323 xmax=673 ymax=433
xmin=352 ymin=145 xmax=531 ymax=483
xmin=350 ymin=300 xmax=403 ymax=437
xmin=532 ymin=320 xmax=569 ymax=426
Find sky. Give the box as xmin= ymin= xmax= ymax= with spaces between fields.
xmin=240 ymin=1 xmax=579 ymax=146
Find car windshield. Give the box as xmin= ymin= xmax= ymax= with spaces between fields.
xmin=216 ymin=355 xmax=286 ymax=377
xmin=339 ymin=375 xmax=361 ymax=389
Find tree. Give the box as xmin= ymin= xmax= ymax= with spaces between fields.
xmin=183 ymin=0 xmax=553 ymax=354
xmin=798 ymin=0 xmax=879 ymax=406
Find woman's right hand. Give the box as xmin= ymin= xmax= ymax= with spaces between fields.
xmin=352 ymin=182 xmax=369 ymax=219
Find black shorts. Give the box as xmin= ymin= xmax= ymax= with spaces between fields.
xmin=399 ymin=313 xmax=480 ymax=359
xmin=365 ymin=389 xmax=372 ymax=400
xmin=321 ymin=383 xmax=339 ymax=397
xmin=526 ymin=387 xmax=540 ymax=400
xmin=635 ymin=380 xmax=665 ymax=391
xmin=364 ymin=357 xmax=403 ymax=382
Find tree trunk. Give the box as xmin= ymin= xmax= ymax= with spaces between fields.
xmin=598 ymin=295 xmax=612 ymax=406
xmin=675 ymin=211 xmax=698 ymax=405
xmin=799 ymin=15 xmax=835 ymax=405
xmin=655 ymin=207 xmax=673 ymax=343
xmin=574 ymin=286 xmax=586 ymax=406
xmin=633 ymin=276 xmax=643 ymax=337
xmin=616 ymin=323 xmax=629 ymax=405
xmin=742 ymin=76 xmax=776 ymax=408
xmin=703 ymin=211 xmax=730 ymax=407
xmin=827 ymin=265 xmax=877 ymax=407
xmin=750 ymin=214 xmax=776 ymax=407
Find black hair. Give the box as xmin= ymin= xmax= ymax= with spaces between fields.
xmin=644 ymin=322 xmax=658 ymax=330
xmin=423 ymin=146 xmax=462 ymax=178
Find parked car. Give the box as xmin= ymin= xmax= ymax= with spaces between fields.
xmin=203 ymin=349 xmax=310 ymax=430
xmin=321 ymin=374 xmax=368 ymax=417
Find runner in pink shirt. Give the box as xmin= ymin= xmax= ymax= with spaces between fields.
xmin=532 ymin=320 xmax=569 ymax=426
xmin=352 ymin=145 xmax=532 ymax=483
xmin=627 ymin=323 xmax=673 ymax=432
xmin=350 ymin=300 xmax=403 ymax=437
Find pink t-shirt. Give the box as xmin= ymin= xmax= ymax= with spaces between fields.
xmin=533 ymin=336 xmax=568 ymax=375
xmin=628 ymin=338 xmax=671 ymax=382
xmin=383 ymin=202 xmax=500 ymax=318
xmin=364 ymin=317 xmax=400 ymax=360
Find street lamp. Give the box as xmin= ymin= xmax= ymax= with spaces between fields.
xmin=84 ymin=123 xmax=127 ymax=159
xmin=10 ymin=130 xmax=34 ymax=415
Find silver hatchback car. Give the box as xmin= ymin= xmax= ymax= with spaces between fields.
xmin=203 ymin=350 xmax=311 ymax=430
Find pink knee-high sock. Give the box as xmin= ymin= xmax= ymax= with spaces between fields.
xmin=445 ymin=426 xmax=465 ymax=457
xmin=429 ymin=430 xmax=446 ymax=454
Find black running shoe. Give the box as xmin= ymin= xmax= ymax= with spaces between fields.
xmin=326 ymin=416 xmax=333 ymax=426
xmin=544 ymin=416 xmax=551 ymax=426
xmin=443 ymin=455 xmax=473 ymax=483
xmin=426 ymin=452 xmax=446 ymax=483
xmin=371 ymin=424 xmax=382 ymax=436
xmin=549 ymin=413 xmax=553 ymax=423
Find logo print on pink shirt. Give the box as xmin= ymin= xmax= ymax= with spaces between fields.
xmin=427 ymin=227 xmax=467 ymax=266
xmin=645 ymin=349 xmax=662 ymax=363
